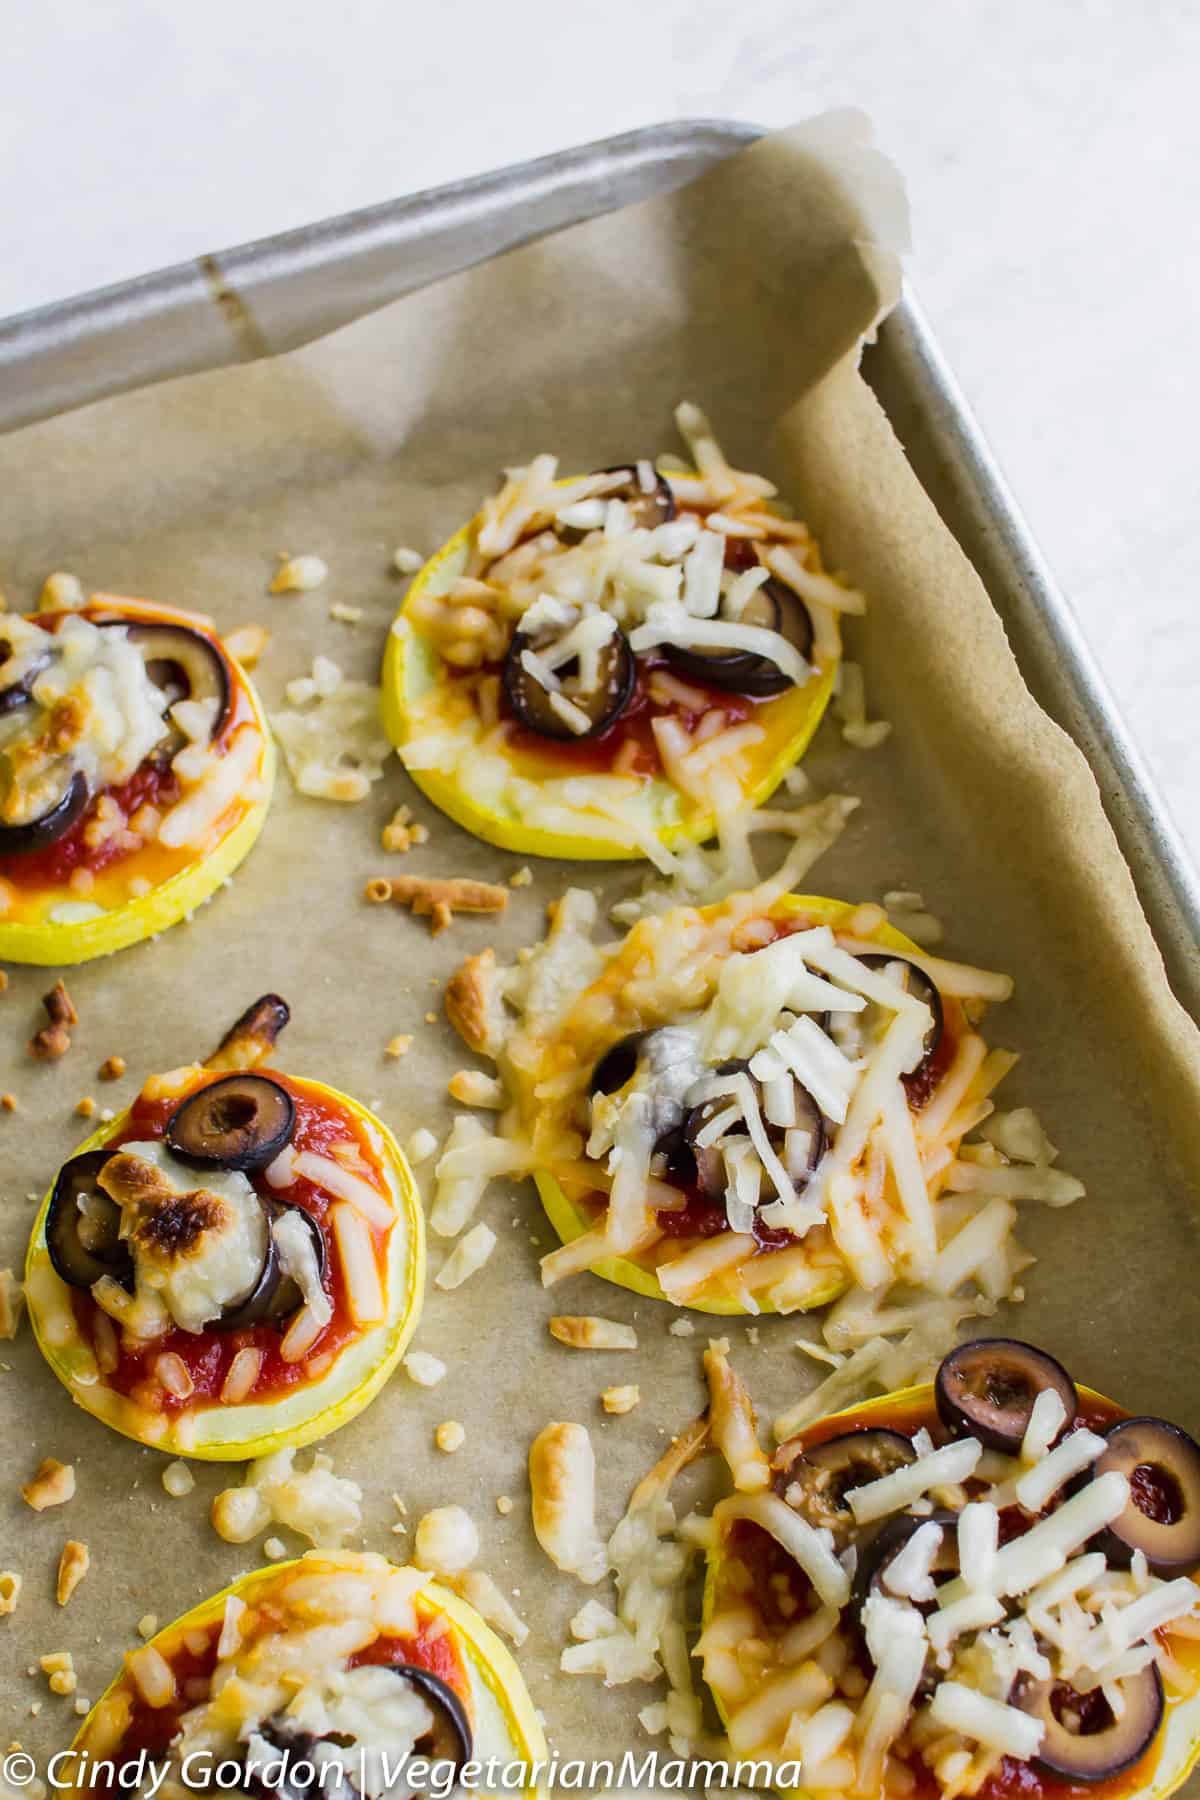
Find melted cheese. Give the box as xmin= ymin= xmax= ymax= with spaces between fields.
xmin=109 ymin=1140 xmax=267 ymax=1335
xmin=0 ymin=615 xmax=168 ymax=826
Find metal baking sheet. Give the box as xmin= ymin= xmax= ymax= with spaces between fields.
xmin=3 ymin=118 xmax=1194 ymax=1026
xmin=4 ymin=117 xmax=1200 ymax=1786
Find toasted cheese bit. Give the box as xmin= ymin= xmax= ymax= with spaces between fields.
xmin=125 ymin=1643 xmax=173 ymax=1709
xmin=1 ymin=1093 xmax=16 ymax=1112
xmin=381 ymin=805 xmax=428 ymax=853
xmin=370 ymin=874 xmax=508 ymax=934
xmin=39 ymin=1651 xmax=77 ymax=1696
xmin=270 ymin=553 xmax=327 ymax=593
xmin=496 ymin=1495 xmax=513 ymax=1516
xmin=222 ymin=624 xmax=269 ymax=668
xmin=549 ymin=1316 xmax=639 ymax=1352
xmin=40 ymin=572 xmax=85 ymax=611
xmin=0 ymin=1270 xmax=24 ymax=1341
xmin=414 ymin=1505 xmax=479 ymax=1575
xmin=435 ymin=1419 xmax=466 ymax=1454
xmin=529 ymin=1421 xmax=607 ymax=1584
xmin=0 ymin=1571 xmax=21 ymax=1615
xmin=21 ymin=1458 xmax=75 ymax=1511
xmin=74 ymin=1096 xmax=96 ymax=1118
xmin=55 ymin=1542 xmax=90 ymax=1607
xmin=98 ymin=1055 xmax=126 ymax=1081
xmin=406 ymin=1127 xmax=438 ymax=1165
xmin=403 ymin=1350 xmax=447 ymax=1387
xmin=329 ymin=603 xmax=363 ymax=624
xmin=161 ymin=1461 xmax=195 ymax=1499
xmin=602 ymin=1384 xmax=641 ymax=1414
xmin=210 ymin=1485 xmax=271 ymax=1545
xmin=447 ymin=1069 xmax=504 ymax=1108
xmin=385 ymin=1033 xmax=414 ymax=1059
xmin=704 ymin=1340 xmax=770 ymax=1493
xmin=434 ymin=1223 xmax=497 ymax=1290
xmin=509 ymin=866 xmax=533 ymax=888
xmin=29 ymin=981 xmax=77 ymax=1060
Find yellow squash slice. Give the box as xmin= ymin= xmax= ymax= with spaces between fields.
xmin=26 ymin=1007 xmax=424 ymax=1460
xmin=0 ymin=597 xmax=273 ymax=965
xmin=61 ymin=1551 xmax=547 ymax=1797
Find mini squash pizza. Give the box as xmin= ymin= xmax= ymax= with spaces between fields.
xmin=62 ymin=1550 xmax=547 ymax=1800
xmin=383 ymin=403 xmax=859 ymax=863
xmin=444 ymin=886 xmax=1080 ymax=1315
xmin=0 ymin=594 xmax=273 ymax=964
xmin=700 ymin=1339 xmax=1200 ymax=1800
xmin=24 ymin=996 xmax=423 ymax=1458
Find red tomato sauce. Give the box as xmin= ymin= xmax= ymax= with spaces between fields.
xmin=70 ymin=1072 xmax=392 ymax=1412
xmin=0 ymin=756 xmax=181 ymax=890
xmin=102 ymin=1606 xmax=469 ymax=1793
xmin=493 ymin=649 xmax=759 ymax=780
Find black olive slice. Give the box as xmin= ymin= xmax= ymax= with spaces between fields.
xmin=388 ymin=1664 xmax=473 ymax=1769
xmin=936 ymin=1339 xmax=1078 ymax=1454
xmin=242 ymin=1723 xmax=331 ymax=1800
xmin=98 ymin=619 xmax=232 ymax=738
xmin=1011 ymin=1665 xmax=1164 ymax=1783
xmin=264 ymin=1207 xmax=328 ymax=1328
xmin=682 ymin=1059 xmax=824 ymax=1203
xmin=0 ymin=643 xmax=51 ymax=715
xmin=502 ymin=622 xmax=635 ymax=741
xmin=45 ymin=1150 xmax=133 ymax=1291
xmin=0 ymin=768 xmax=90 ymax=856
xmin=1089 ymin=1417 xmax=1200 ymax=1573
xmin=206 ymin=1200 xmax=324 ymax=1333
xmin=663 ymin=573 xmax=813 ymax=697
xmin=850 ymin=1508 xmax=961 ymax=1619
xmin=856 ymin=954 xmax=945 ymax=1085
xmin=773 ymin=1427 xmax=917 ymax=1550
xmin=210 ymin=1218 xmax=279 ymax=1333
xmin=244 ymin=1667 xmax=471 ymax=1800
xmin=556 ymin=465 xmax=676 ymax=542
xmin=165 ymin=1074 xmax=296 ymax=1173
xmin=589 ymin=1031 xmax=654 ymax=1097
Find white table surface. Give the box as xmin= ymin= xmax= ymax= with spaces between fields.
xmin=6 ymin=0 xmax=1199 ymax=862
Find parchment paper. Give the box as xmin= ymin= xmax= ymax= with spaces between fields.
xmin=3 ymin=111 xmax=1200 ymax=1777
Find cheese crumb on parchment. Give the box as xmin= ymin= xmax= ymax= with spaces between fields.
xmin=211 ymin=1448 xmax=361 ymax=1548
xmin=56 ymin=1542 xmax=89 ymax=1607
xmin=21 ymin=1459 xmax=75 ymax=1511
xmin=549 ymin=1316 xmax=638 ymax=1352
xmin=403 ymin=1350 xmax=447 ymax=1387
xmin=413 ymin=1505 xmax=478 ymax=1575
xmin=161 ymin=1461 xmax=195 ymax=1499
